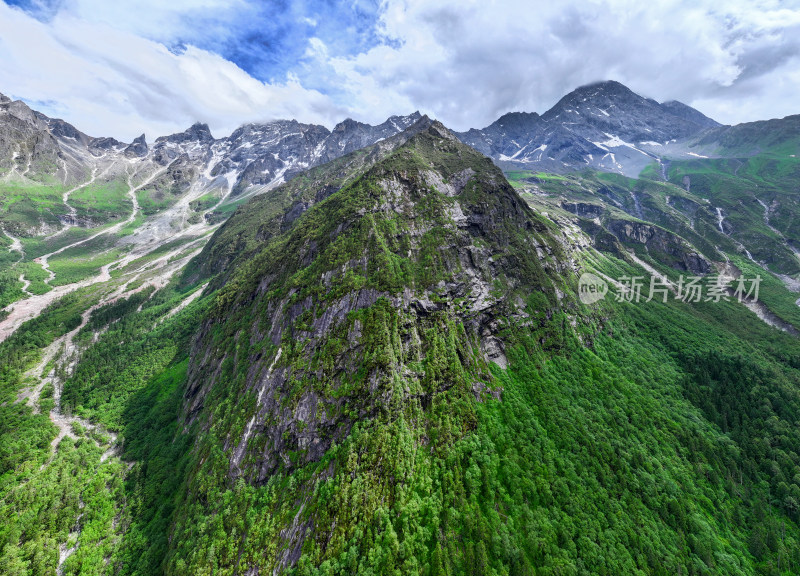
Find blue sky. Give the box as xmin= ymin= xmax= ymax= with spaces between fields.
xmin=2 ymin=0 xmax=800 ymax=141
xmin=4 ymin=0 xmax=384 ymax=82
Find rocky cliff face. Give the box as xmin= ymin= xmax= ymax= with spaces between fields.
xmin=124 ymin=134 xmax=148 ymax=157
xmin=0 ymin=97 xmax=63 ymax=180
xmin=177 ymin=124 xmax=575 ymax=570
xmin=561 ymin=199 xmax=711 ymax=274
xmin=606 ymin=219 xmax=712 ymax=273
xmin=322 ymin=112 xmax=423 ymax=160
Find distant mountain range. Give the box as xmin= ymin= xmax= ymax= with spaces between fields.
xmin=3 ymin=80 xmax=799 ymax=207
xmin=0 ymin=89 xmax=423 ymax=204
xmin=3 ymin=80 xmax=800 ymax=288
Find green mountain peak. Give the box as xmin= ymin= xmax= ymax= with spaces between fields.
xmin=185 ymin=121 xmax=573 ymax=483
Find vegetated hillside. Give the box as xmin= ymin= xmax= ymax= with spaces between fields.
xmin=507 ymin=142 xmax=800 ymax=285
xmin=0 ymin=92 xmax=422 ymax=320
xmin=184 ymin=115 xmax=439 ymax=286
xmin=49 ymin=124 xmax=800 ymax=575
xmin=694 ymin=115 xmax=800 ymax=157
xmin=3 ymin=80 xmax=797 ymax=329
xmin=177 ymin=121 xmax=574 ymax=530
xmin=4 ymin=111 xmax=800 ymax=576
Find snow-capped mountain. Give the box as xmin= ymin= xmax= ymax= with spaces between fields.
xmin=0 ymin=81 xmax=728 ymax=204
xmin=455 ymin=80 xmax=720 ymax=176
xmin=0 ymin=91 xmax=423 ymax=203
xmin=197 ymin=112 xmax=424 ymax=197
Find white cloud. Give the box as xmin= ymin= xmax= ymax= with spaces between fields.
xmin=53 ymin=0 xmax=252 ymax=45
xmin=308 ymin=0 xmax=800 ymax=129
xmin=0 ymin=2 xmax=343 ymax=140
xmin=1 ymin=0 xmax=800 ymax=141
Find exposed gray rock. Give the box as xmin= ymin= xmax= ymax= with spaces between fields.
xmin=607 ymin=219 xmax=712 ymax=274
xmin=90 ymin=136 xmax=122 ymax=151
xmin=0 ymin=96 xmax=63 ymax=189
xmin=562 ymin=200 xmax=604 ymax=219
xmin=456 ymin=80 xmax=720 ymax=176
xmin=480 ymin=336 xmax=508 ymax=369
xmin=124 ymin=134 xmax=148 ymax=157
xmin=185 ymin=124 xmax=568 ymax=497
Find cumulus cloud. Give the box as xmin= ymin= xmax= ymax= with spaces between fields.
xmin=315 ymin=0 xmax=800 ymax=129
xmin=0 ymin=1 xmax=344 ymax=140
xmin=1 ymin=0 xmax=800 ymax=140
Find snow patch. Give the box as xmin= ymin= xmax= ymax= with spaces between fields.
xmin=595 ymin=133 xmax=632 ymax=148
xmin=592 ymin=133 xmax=652 ymax=158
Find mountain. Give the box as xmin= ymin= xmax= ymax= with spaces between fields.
xmin=186 ymin=114 xmax=435 ymax=284
xmin=502 ymin=104 xmax=800 ymax=280
xmin=0 ymin=94 xmax=67 ymax=182
xmin=453 ymin=82 xmax=800 ymax=292
xmin=4 ymin=118 xmax=799 ymax=576
xmin=4 ymin=83 xmax=800 ymax=575
xmin=184 ymin=122 xmax=570 ymax=487
xmin=539 ymin=80 xmax=719 ymax=139
xmin=660 ymin=99 xmax=721 ymax=129
xmin=0 ymin=92 xmax=422 ymax=238
xmin=693 ymin=114 xmax=800 ymax=156
xmin=456 ymin=80 xmax=720 ymax=176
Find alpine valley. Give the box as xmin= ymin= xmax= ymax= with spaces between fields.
xmin=2 ymin=80 xmax=800 ymax=576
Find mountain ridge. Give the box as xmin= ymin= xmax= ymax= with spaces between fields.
xmin=456 ymin=80 xmax=723 ymax=176
xmin=4 ymin=81 xmax=800 ymax=575
xmin=170 ymin=121 xmax=581 ymax=573
xmin=3 ymin=80 xmax=795 ymax=206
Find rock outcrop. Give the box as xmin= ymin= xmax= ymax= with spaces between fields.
xmin=606 ymin=219 xmax=712 ymax=274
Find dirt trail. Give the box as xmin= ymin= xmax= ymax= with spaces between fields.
xmin=0 ymin=154 xmax=224 ymax=345
xmin=18 ymin=273 xmax=32 ymax=296
xmin=16 ymin=239 xmax=205 ymax=468
xmin=2 ymin=154 xmax=228 ymax=571
xmin=12 ymin=239 xmax=208 ymax=573
xmin=165 ymin=282 xmax=207 ymax=318
xmin=0 ymin=229 xmax=212 ymax=343
xmin=0 ymin=264 xmax=113 ymax=342
xmin=0 ymin=162 xmax=166 ymax=341
xmin=21 ymin=303 xmax=119 ymax=459
xmin=3 ymin=227 xmax=24 ymax=254
xmin=18 ymin=297 xmax=121 ymax=574
xmin=716 ymin=261 xmax=799 ymax=335
xmin=625 ymin=250 xmax=797 ymax=335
